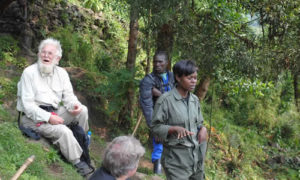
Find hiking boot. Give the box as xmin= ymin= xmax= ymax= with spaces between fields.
xmin=75 ymin=161 xmax=94 ymax=176
xmin=153 ymin=159 xmax=162 ymax=174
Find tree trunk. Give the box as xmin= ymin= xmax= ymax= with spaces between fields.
xmin=156 ymin=23 xmax=174 ymax=71
xmin=294 ymin=73 xmax=300 ymax=112
xmin=145 ymin=39 xmax=151 ymax=74
xmin=195 ymin=76 xmax=211 ymax=101
xmin=126 ymin=8 xmax=139 ymax=71
xmin=118 ymin=4 xmax=139 ymax=131
xmin=145 ymin=10 xmax=151 ymax=74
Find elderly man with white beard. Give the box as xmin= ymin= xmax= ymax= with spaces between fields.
xmin=17 ymin=38 xmax=93 ymax=176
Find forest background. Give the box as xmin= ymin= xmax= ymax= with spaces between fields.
xmin=0 ymin=0 xmax=299 ymax=179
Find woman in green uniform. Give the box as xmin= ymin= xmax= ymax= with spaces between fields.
xmin=150 ymin=60 xmax=208 ymax=180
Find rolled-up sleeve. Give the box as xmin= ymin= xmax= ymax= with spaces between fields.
xmin=20 ymin=70 xmax=51 ymax=122
xmin=150 ymin=99 xmax=171 ymax=141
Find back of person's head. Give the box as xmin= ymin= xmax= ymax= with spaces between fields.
xmin=173 ymin=60 xmax=198 ymax=82
xmin=102 ymin=136 xmax=145 ymax=178
xmin=153 ymin=51 xmax=168 ymax=62
xmin=38 ymin=38 xmax=62 ymax=58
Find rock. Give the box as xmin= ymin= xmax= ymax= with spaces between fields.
xmin=286 ymin=156 xmax=300 ymax=169
xmin=294 ymin=156 xmax=300 ymax=165
xmin=274 ymin=155 xmax=285 ymax=164
xmin=91 ymin=24 xmax=98 ymax=30
xmin=94 ymin=17 xmax=103 ymax=27
xmin=0 ymin=0 xmax=106 ymax=56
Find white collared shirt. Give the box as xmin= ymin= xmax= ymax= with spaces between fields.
xmin=17 ymin=63 xmax=80 ymax=122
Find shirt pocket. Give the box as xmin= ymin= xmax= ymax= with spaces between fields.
xmin=35 ymin=85 xmax=51 ymax=104
xmin=168 ymin=103 xmax=187 ymax=126
xmin=168 ymin=111 xmax=185 ymax=126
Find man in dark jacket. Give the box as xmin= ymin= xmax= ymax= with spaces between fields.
xmin=139 ymin=51 xmax=175 ymax=174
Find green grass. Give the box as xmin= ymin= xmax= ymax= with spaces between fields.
xmin=0 ymin=121 xmax=83 ymax=180
xmin=0 ymin=0 xmax=299 ymax=179
xmin=88 ymin=131 xmax=107 ymax=168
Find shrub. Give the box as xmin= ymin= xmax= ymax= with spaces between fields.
xmin=273 ymin=107 xmax=300 ymax=147
xmin=0 ymin=35 xmax=27 ymax=70
xmin=0 ymin=77 xmax=17 ymax=105
xmin=215 ymin=76 xmax=285 ymax=130
xmin=83 ymin=0 xmax=103 ymax=12
xmin=0 ymin=35 xmax=19 ymax=61
xmin=277 ymin=72 xmax=295 ymax=114
xmin=50 ymin=27 xmax=95 ymax=69
xmin=246 ymin=96 xmax=279 ymax=130
xmin=94 ymin=50 xmax=112 ymax=72
xmin=94 ymin=68 xmax=139 ymax=129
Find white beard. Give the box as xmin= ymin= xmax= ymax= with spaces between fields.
xmin=38 ymin=57 xmax=58 ymax=75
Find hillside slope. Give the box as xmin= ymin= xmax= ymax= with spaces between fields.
xmin=0 ymin=0 xmax=299 ymax=180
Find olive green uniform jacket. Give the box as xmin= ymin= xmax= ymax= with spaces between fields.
xmin=150 ymin=88 xmax=206 ymax=180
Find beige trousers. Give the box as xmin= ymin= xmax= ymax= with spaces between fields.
xmin=21 ymin=105 xmax=89 ymax=163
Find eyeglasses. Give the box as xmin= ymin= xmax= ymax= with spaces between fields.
xmin=40 ymin=51 xmax=55 ymax=57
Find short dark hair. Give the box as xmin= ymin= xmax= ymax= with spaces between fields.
xmin=173 ymin=60 xmax=198 ymax=80
xmin=153 ymin=51 xmax=168 ymax=62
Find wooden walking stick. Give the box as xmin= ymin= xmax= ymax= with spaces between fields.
xmin=11 ymin=155 xmax=35 ymax=180
xmin=132 ymin=112 xmax=143 ymax=136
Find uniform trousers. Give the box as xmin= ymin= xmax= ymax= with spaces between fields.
xmin=162 ymin=141 xmax=207 ymax=180
xmin=21 ymin=105 xmax=89 ymax=163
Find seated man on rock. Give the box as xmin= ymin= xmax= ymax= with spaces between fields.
xmin=89 ymin=136 xmax=145 ymax=180
xmin=17 ymin=38 xmax=93 ymax=176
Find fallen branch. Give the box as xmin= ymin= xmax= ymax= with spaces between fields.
xmin=11 ymin=155 xmax=35 ymax=180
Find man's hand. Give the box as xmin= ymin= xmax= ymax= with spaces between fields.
xmin=152 ymin=87 xmax=162 ymax=97
xmin=49 ymin=114 xmax=64 ymax=125
xmin=197 ymin=126 xmax=208 ymax=144
xmin=168 ymin=126 xmax=195 ymax=139
xmin=69 ymin=104 xmax=82 ymax=116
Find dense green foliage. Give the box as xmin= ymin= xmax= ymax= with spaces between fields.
xmin=0 ymin=0 xmax=299 ymax=179
xmin=0 ymin=35 xmax=27 ymax=105
xmin=0 ymin=36 xmax=27 ymax=70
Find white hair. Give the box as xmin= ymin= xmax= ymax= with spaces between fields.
xmin=38 ymin=38 xmax=62 ymax=58
xmin=102 ymin=136 xmax=145 ymax=178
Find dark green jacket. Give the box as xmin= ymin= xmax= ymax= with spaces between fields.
xmin=150 ymin=88 xmax=204 ymax=147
